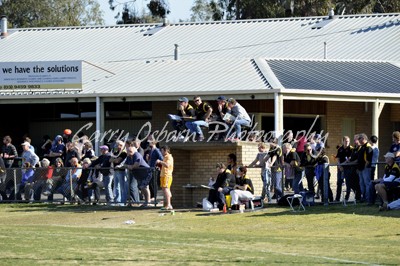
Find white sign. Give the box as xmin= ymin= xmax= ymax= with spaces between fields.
xmin=0 ymin=61 xmax=82 ymax=90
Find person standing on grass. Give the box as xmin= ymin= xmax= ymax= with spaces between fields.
xmin=157 ymin=146 xmax=174 ymax=210
xmin=123 ymin=146 xmax=152 ymax=207
xmin=247 ymin=142 xmax=272 ymax=203
xmin=370 ymin=135 xmax=379 ymax=181
xmin=300 ymin=143 xmax=317 ymax=194
xmin=357 ymin=133 xmax=373 ymax=203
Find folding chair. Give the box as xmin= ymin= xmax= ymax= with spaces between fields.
xmin=287 ymin=194 xmax=305 ymax=212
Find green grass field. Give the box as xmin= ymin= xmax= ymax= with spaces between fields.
xmin=0 ymin=203 xmax=399 ymax=265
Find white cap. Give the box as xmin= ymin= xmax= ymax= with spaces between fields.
xmin=384 ymin=152 xmax=395 ymax=159
xmin=21 ymin=142 xmax=30 ymax=146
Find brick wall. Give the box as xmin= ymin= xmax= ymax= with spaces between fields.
xmin=326 ymin=101 xmax=395 ymax=178
xmin=165 ymin=141 xmax=262 ymax=207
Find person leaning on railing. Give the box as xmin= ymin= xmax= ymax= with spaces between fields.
xmin=300 ymin=143 xmax=317 ymax=195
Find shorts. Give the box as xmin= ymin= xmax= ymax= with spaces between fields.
xmin=160 ymin=175 xmax=173 ymax=188
xmin=132 ymin=168 xmax=153 ymax=189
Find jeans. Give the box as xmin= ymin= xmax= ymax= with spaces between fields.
xmin=261 ymin=168 xmax=271 ymax=201
xmin=304 ymin=168 xmax=315 ymax=193
xmin=208 ymin=189 xmax=226 ymax=209
xmin=272 ymin=171 xmax=283 ymax=197
xmin=359 ymin=167 xmax=371 ymax=202
xmin=171 ymin=120 xmax=186 ymax=132
xmin=185 ymin=120 xmax=208 ymax=136
xmin=102 ymin=174 xmax=114 ymax=203
xmin=292 ymin=170 xmax=303 ymax=194
xmin=336 ymin=169 xmax=345 ymax=201
xmin=128 ymin=171 xmax=140 ymax=203
xmin=114 ymin=170 xmax=128 ymax=205
xmin=232 ymin=118 xmax=250 ymax=138
xmin=57 ymin=179 xmax=77 ymax=200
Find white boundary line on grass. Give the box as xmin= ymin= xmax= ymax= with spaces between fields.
xmin=260 ymin=249 xmax=382 ymax=266
xmin=37 ymin=230 xmax=382 ymax=265
xmin=138 ymin=238 xmax=382 ymax=265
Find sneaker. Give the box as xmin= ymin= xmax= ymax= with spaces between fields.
xmin=197 ymin=135 xmax=204 ymax=142
xmin=139 ymin=203 xmax=149 ymax=208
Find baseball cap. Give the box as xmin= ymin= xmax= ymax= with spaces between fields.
xmin=216 ymin=96 xmax=226 ymax=101
xmin=314 ymin=134 xmax=322 ymax=139
xmin=21 ymin=142 xmax=30 ymax=146
xmin=384 ymin=152 xmax=395 ymax=159
xmin=178 ymin=97 xmax=188 ymax=103
xmin=99 ymin=145 xmax=109 ymax=150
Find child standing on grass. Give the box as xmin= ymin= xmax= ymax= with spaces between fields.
xmin=248 ymin=142 xmax=272 ymax=203
xmin=157 ymin=146 xmax=174 ymax=210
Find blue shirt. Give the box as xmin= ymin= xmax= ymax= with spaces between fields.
xmin=125 ymin=152 xmax=149 ymax=168
xmin=148 ymin=148 xmax=163 ymax=167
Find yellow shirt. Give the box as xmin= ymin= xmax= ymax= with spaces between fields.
xmin=160 ymin=153 xmax=174 ymax=178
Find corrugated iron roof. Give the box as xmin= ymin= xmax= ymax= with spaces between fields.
xmin=1 ymin=13 xmax=399 ymax=63
xmin=82 ymin=58 xmax=272 ymax=96
xmin=267 ymin=59 xmax=400 ymax=93
xmin=0 ymin=13 xmax=399 ymax=100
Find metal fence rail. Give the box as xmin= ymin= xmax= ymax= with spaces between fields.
xmin=0 ymin=166 xmax=159 ymax=205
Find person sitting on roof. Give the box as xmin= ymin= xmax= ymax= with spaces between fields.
xmin=225 ymin=98 xmax=251 ymax=142
xmin=169 ymin=97 xmax=196 ymax=136
xmin=185 ymin=96 xmax=213 ymax=142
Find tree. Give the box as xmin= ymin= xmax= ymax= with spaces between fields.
xmin=147 ymin=0 xmax=170 ymax=18
xmin=109 ymin=0 xmax=169 ymax=24
xmin=192 ymin=0 xmax=400 ymax=21
xmin=0 ymin=0 xmax=104 ymax=28
xmin=191 ymin=0 xmax=214 ymax=22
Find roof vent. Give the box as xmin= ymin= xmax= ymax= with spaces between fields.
xmin=1 ymin=16 xmax=8 ymax=38
xmin=311 ymin=9 xmax=336 ymax=30
xmin=174 ymin=44 xmax=179 ymax=60
xmin=163 ymin=17 xmax=169 ymax=27
xmin=328 ymin=8 xmax=335 ymax=19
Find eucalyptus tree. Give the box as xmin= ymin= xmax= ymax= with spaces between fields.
xmin=0 ymin=0 xmax=104 ymax=27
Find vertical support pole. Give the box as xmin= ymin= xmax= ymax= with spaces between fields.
xmin=274 ymin=93 xmax=284 ymax=143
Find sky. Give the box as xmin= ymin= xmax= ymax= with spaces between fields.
xmin=100 ymin=0 xmax=194 ymax=25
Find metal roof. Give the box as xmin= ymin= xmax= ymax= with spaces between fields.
xmin=1 ymin=13 xmax=399 ymax=63
xmin=267 ymin=59 xmax=400 ymax=94
xmin=1 ymin=13 xmax=400 ymax=102
xmin=82 ymin=58 xmax=272 ymax=96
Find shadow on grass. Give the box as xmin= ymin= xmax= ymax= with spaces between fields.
xmin=2 ymin=202 xmax=400 ymax=218
xmin=246 ymin=203 xmax=400 ymax=218
xmin=0 ymin=203 xmax=162 ymax=214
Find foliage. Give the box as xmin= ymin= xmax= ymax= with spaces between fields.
xmin=147 ymin=0 xmax=170 ymax=18
xmin=109 ymin=0 xmax=169 ymax=24
xmin=0 ymin=0 xmax=104 ymax=28
xmin=191 ymin=0 xmax=400 ymax=20
xmin=191 ymin=0 xmax=215 ymax=22
xmin=0 ymin=203 xmax=400 ymax=264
